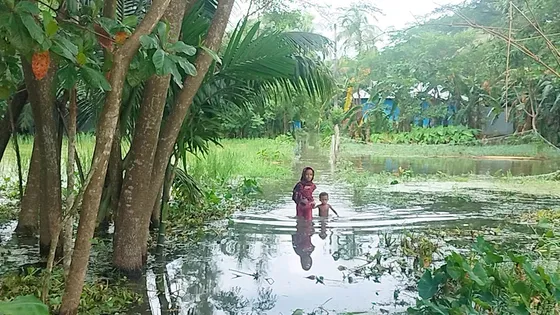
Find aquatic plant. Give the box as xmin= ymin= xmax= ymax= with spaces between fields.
xmin=370 ymin=126 xmax=479 ymax=145
xmin=408 ymin=236 xmax=560 ymax=315
xmin=0 ymin=268 xmax=141 ymax=314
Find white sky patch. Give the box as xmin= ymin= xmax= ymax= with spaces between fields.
xmin=231 ymin=0 xmax=465 ymax=51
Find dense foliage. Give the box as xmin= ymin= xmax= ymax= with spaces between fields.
xmin=334 ymin=0 xmax=560 ymax=145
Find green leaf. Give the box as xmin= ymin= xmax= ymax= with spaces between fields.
xmin=76 ymin=52 xmax=87 ymax=66
xmin=472 ymin=262 xmax=489 ymax=286
xmin=0 ymin=295 xmax=49 ymax=315
xmin=168 ymin=41 xmax=196 ymax=56
xmin=152 ymin=49 xmax=166 ymax=75
xmin=0 ymin=12 xmax=12 ymax=29
xmin=51 ymin=37 xmax=78 ymax=62
xmin=513 ymin=281 xmax=531 ymax=298
xmin=177 ymin=57 xmax=197 ymax=76
xmin=200 ymin=45 xmax=221 ymax=64
xmin=163 ymin=56 xmax=183 ymax=88
xmin=58 ymin=65 xmax=78 ymax=90
xmin=15 ymin=1 xmax=40 ymax=14
xmin=522 ymin=262 xmax=549 ymax=294
xmin=8 ymin=15 xmax=33 ymax=52
xmin=122 ymin=16 xmax=138 ymax=27
xmin=418 ymin=270 xmax=440 ymax=299
xmin=156 ymin=20 xmax=169 ymax=44
xmin=0 ymin=86 xmax=12 ymax=100
xmin=140 ymin=35 xmax=158 ymax=49
xmin=80 ymin=66 xmax=111 ymax=91
xmin=292 ymin=309 xmax=304 ymax=315
xmin=446 ymin=264 xmax=463 ymax=280
xmin=4 ymin=0 xmax=15 ymax=9
xmin=42 ymin=12 xmax=58 ymax=38
xmin=554 ymin=289 xmax=560 ymax=302
xmin=20 ymin=13 xmax=45 ymax=45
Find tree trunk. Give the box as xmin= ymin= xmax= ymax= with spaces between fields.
xmin=63 ymin=87 xmax=77 ymax=274
xmin=15 ymin=137 xmax=40 ymax=236
xmin=22 ymin=57 xmax=62 ymax=257
xmin=59 ymin=1 xmax=172 ymax=313
xmin=0 ymin=85 xmax=27 ymax=162
xmin=97 ymin=126 xmax=122 ymax=235
xmin=150 ymin=184 xmax=164 ymax=230
xmin=112 ymin=0 xmax=192 ymax=274
xmin=145 ymin=0 xmax=235 ymax=249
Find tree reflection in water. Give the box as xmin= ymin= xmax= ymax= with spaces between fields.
xmin=214 ymin=287 xmax=277 ymax=315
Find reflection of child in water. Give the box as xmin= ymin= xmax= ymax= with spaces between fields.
xmin=291 ymin=218 xmax=315 ymax=270
xmin=319 ymin=218 xmax=328 ymax=240
xmin=315 ymin=192 xmax=339 ymax=217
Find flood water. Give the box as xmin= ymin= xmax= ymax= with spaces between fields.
xmin=2 ymin=147 xmax=560 ymax=314
xmin=142 ymin=151 xmax=560 ymax=315
xmin=351 ymin=155 xmax=560 ymax=176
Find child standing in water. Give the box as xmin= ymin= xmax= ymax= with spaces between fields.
xmin=292 ymin=167 xmax=316 ymax=220
xmin=315 ymin=192 xmax=339 ymax=217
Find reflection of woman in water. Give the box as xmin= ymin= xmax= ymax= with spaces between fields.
xmin=291 ymin=218 xmax=315 ymax=271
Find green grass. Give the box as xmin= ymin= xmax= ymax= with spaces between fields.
xmin=186 ymin=138 xmax=294 ymax=181
xmin=340 ymin=142 xmax=560 ymax=159
xmin=0 ymin=134 xmax=98 ymax=179
xmin=0 ymin=134 xmax=294 ymax=182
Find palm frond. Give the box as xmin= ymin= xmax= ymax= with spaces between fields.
xmin=117 ymin=0 xmax=150 ymax=21
xmin=173 ymin=166 xmax=202 ymax=202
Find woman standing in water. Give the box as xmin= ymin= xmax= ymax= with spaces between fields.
xmin=292 ymin=167 xmax=316 ymax=220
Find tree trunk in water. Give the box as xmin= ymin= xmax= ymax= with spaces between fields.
xmin=145 ymin=0 xmax=236 ymax=252
xmin=0 ymin=85 xmax=27 ymax=162
xmin=16 ymin=137 xmax=40 ymax=236
xmin=113 ymin=0 xmax=191 ymax=274
xmin=22 ymin=57 xmax=62 ymax=257
xmin=59 ymin=1 xmax=172 ymax=313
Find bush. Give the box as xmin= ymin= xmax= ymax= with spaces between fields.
xmin=408 ymin=236 xmax=560 ymax=315
xmin=371 ymin=126 xmax=479 ymax=145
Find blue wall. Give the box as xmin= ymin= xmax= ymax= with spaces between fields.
xmin=357 ymin=98 xmax=512 ymax=136
xmin=361 ymin=98 xmax=400 ymax=122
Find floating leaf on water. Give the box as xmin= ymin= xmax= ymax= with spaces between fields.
xmin=338 ymin=265 xmax=347 ymax=271
xmin=292 ymin=309 xmax=305 ymax=315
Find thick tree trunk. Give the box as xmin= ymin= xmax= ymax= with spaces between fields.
xmin=112 ymin=0 xmax=191 ymax=274
xmin=146 ymin=0 xmax=235 ymax=245
xmin=15 ymin=137 xmax=40 ymax=236
xmin=0 ymin=85 xmax=27 ymax=162
xmin=22 ymin=58 xmax=62 ymax=257
xmin=59 ymin=1 xmax=172 ymax=313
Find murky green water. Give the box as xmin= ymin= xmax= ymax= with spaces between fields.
xmin=141 ymin=153 xmax=560 ymax=315
xmin=351 ymin=155 xmax=560 ymax=176
xmin=2 ymin=149 xmax=560 ymax=314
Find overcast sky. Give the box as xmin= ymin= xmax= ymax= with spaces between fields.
xmin=232 ymin=0 xmax=465 ymax=44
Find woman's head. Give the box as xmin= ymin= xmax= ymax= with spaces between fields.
xmin=300 ymin=167 xmax=314 ymax=183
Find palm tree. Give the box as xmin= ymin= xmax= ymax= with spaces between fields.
xmin=337 ymin=3 xmax=382 ymax=55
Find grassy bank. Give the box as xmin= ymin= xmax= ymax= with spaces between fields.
xmin=0 ymin=135 xmax=293 ymax=180
xmin=0 ymin=134 xmax=294 ymax=224
xmin=340 ymin=142 xmax=560 ymax=159
xmin=186 ymin=137 xmax=294 ymax=181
